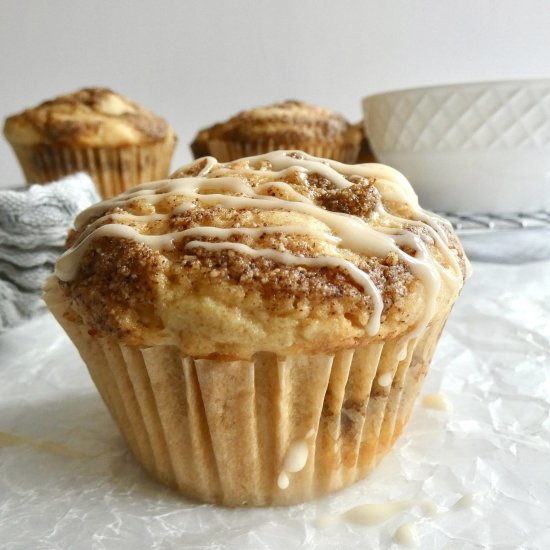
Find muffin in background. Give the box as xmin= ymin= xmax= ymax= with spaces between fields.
xmin=190 ymin=100 xmax=361 ymax=163
xmin=45 ymin=151 xmax=469 ymax=506
xmin=3 ymin=88 xmax=177 ymax=198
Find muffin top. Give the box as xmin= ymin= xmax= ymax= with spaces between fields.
xmin=4 ymin=87 xmax=175 ymax=148
xmin=191 ymin=100 xmax=361 ymax=149
xmin=53 ymin=151 xmax=469 ymax=360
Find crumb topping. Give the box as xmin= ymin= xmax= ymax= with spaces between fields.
xmin=56 ymin=152 xmax=467 ymax=357
xmin=191 ymin=100 xmax=361 ymax=146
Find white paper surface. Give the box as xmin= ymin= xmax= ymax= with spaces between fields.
xmin=1 ymin=261 xmax=550 ymax=550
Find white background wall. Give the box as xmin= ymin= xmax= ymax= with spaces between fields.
xmin=1 ymin=0 xmax=549 ymax=186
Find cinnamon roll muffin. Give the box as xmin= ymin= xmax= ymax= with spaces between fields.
xmin=4 ymin=87 xmax=177 ymax=198
xmin=44 ymin=151 xmax=469 ymax=506
xmin=190 ymin=100 xmax=361 ymax=163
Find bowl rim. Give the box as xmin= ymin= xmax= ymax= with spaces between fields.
xmin=362 ymin=77 xmax=550 ymax=104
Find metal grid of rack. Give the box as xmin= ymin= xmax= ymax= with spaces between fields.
xmin=439 ymin=211 xmax=550 ymax=234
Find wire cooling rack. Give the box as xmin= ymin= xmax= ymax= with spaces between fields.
xmin=439 ymin=211 xmax=550 ymax=234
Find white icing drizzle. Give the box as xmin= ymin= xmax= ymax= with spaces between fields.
xmin=393 ymin=521 xmax=420 ymax=547
xmin=57 ymin=150 xmax=468 ymax=342
xmin=312 ymin=515 xmax=341 ymax=529
xmin=59 ymin=222 xmax=340 ymax=282
xmin=377 ymin=207 xmax=461 ymax=284
xmin=248 ymin=151 xmax=416 ymax=193
xmin=169 ymin=183 xmax=399 ymax=260
xmin=73 ymin=219 xmax=340 ymax=258
xmin=421 ymin=501 xmax=440 ymax=517
xmin=255 ymin=181 xmax=315 ymax=203
xmin=376 ymin=227 xmax=441 ymax=349
xmin=421 ymin=393 xmax=453 ymax=412
xmin=277 ymin=472 xmax=289 ymax=490
xmin=377 ymin=372 xmax=393 ymax=387
xmin=277 ymin=430 xmax=315 ymax=490
xmin=397 ymin=342 xmax=409 ymax=361
xmin=452 ymin=492 xmax=477 ymax=511
xmin=73 ymin=178 xmax=186 ymax=230
xmin=315 ymin=499 xmax=437 ymax=528
xmin=343 ymin=501 xmax=413 ymax=526
xmin=282 ymin=439 xmax=309 ymax=473
xmin=187 ymin=241 xmax=383 ymax=335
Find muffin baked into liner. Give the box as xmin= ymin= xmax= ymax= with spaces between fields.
xmin=45 ymin=276 xmax=447 ymax=506
xmin=10 ymin=140 xmax=176 ymax=199
xmin=191 ymin=100 xmax=361 ymax=164
xmin=45 ymin=151 xmax=469 ymax=506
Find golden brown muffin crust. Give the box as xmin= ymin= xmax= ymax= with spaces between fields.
xmin=56 ymin=152 xmax=468 ymax=359
xmin=192 ymin=100 xmax=361 ymax=147
xmin=4 ymin=87 xmax=174 ymax=147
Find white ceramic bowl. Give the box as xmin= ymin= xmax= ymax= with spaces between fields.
xmin=362 ymin=80 xmax=550 ymax=213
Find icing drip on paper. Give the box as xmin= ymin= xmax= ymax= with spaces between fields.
xmin=421 ymin=393 xmax=453 ymax=412
xmin=452 ymin=492 xmax=477 ymax=510
xmin=314 ymin=492 xmax=477 ymax=546
xmin=393 ymin=521 xmax=420 ymax=547
xmin=0 ymin=431 xmax=90 ymax=458
xmin=343 ymin=501 xmax=413 ymax=525
xmin=313 ymin=499 xmax=436 ymax=528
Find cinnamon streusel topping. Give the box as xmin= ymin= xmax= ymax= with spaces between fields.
xmin=192 ymin=100 xmax=361 ymax=148
xmin=53 ymin=151 xmax=469 ymax=359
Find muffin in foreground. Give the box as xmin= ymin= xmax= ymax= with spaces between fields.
xmin=190 ymin=100 xmax=361 ymax=163
xmin=4 ymin=87 xmax=177 ymax=198
xmin=44 ymin=151 xmax=469 ymax=506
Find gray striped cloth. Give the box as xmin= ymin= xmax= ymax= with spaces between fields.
xmin=0 ymin=173 xmax=99 ymax=332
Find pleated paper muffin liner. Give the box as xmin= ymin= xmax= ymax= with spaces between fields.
xmin=203 ymin=139 xmax=361 ymax=165
xmin=45 ymin=279 xmax=448 ymax=507
xmin=10 ymin=139 xmax=176 ymax=198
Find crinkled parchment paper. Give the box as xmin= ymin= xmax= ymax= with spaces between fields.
xmin=1 ymin=261 xmax=549 ymax=549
